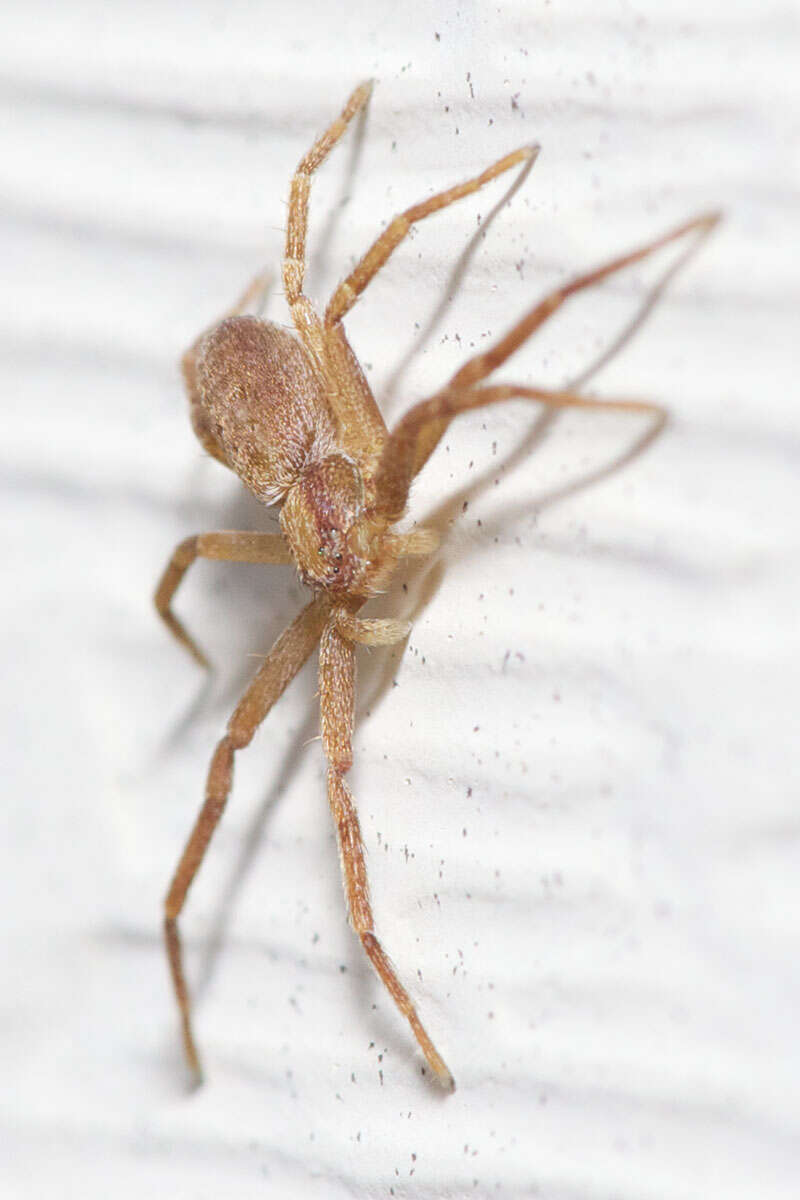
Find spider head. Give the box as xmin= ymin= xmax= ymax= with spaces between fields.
xmin=281 ymin=454 xmax=381 ymax=594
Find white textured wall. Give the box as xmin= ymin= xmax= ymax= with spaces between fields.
xmin=2 ymin=2 xmax=798 ymax=1197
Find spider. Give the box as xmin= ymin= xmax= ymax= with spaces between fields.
xmin=155 ymin=81 xmax=719 ymax=1091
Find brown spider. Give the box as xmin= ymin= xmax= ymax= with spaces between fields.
xmin=155 ymin=81 xmax=719 ymax=1091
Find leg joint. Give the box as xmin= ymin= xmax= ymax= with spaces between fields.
xmin=226 ymin=721 xmax=251 ymax=751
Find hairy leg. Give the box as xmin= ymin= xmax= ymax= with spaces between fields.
xmin=155 ymin=532 xmax=293 ymax=668
xmin=220 ymin=270 xmax=272 ymax=322
xmin=322 ymin=321 xmax=389 ymax=482
xmin=334 ymin=610 xmax=411 ymax=646
xmin=164 ymin=594 xmax=331 ymax=1080
xmin=319 ymin=615 xmax=454 ymax=1088
xmin=324 ymin=145 xmax=537 ymax=330
xmin=372 ymin=211 xmax=720 ymax=517
xmin=375 ymin=382 xmax=666 ymax=522
xmin=323 ymin=141 xmax=536 ymax=477
xmin=283 ymin=80 xmax=373 ymax=375
xmin=449 ymin=211 xmax=720 ymax=392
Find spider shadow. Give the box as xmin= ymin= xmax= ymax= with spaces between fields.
xmin=356 ymin=230 xmax=702 ymax=713
xmin=380 ymin=141 xmax=537 ymax=416
xmin=190 ymin=703 xmax=320 ymax=1009
xmin=354 ymin=405 xmax=662 ymax=725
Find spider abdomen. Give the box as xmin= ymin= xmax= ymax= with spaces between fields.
xmin=192 ymin=315 xmax=335 ymax=504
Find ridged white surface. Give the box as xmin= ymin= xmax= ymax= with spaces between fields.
xmin=2 ymin=1 xmax=798 ymax=1197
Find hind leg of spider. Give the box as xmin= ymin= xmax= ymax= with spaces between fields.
xmin=164 ymin=594 xmax=331 ymax=1082
xmin=369 ymin=210 xmax=721 ymax=517
xmin=450 ymin=211 xmax=721 ymax=394
xmin=155 ymin=532 xmax=293 ymax=668
xmin=408 ymin=211 xmax=719 ymax=481
xmin=319 ymin=615 xmax=454 ymax=1089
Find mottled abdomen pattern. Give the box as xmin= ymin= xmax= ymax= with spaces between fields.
xmin=189 ymin=316 xmax=335 ymax=503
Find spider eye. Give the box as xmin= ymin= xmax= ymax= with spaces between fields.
xmin=333 ymin=566 xmax=340 ymax=574
xmin=335 ymin=552 xmax=342 ymax=561
xmin=318 ymin=547 xmax=324 ymax=555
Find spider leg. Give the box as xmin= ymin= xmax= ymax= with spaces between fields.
xmin=322 ymin=141 xmax=535 ymax=477
xmin=155 ymin=532 xmax=293 ymax=668
xmin=450 ymin=210 xmax=721 ymax=392
xmin=372 ymin=210 xmax=720 ymax=518
xmin=412 ymin=211 xmax=720 ymax=482
xmin=321 ymin=321 xmax=389 ymax=482
xmin=388 ymin=527 xmax=439 ymax=558
xmin=319 ymin=615 xmax=454 ymax=1089
xmin=283 ymin=81 xmax=373 ymax=375
xmin=220 ymin=270 xmax=273 ymax=321
xmin=334 ymin=610 xmax=411 ymax=646
xmin=280 ymin=82 xmax=388 ymax=473
xmin=164 ymin=594 xmax=331 ymax=1081
xmin=374 ymin=381 xmax=668 ymax=523
xmin=324 ymin=144 xmax=536 ymax=331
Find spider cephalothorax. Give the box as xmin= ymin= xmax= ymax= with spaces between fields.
xmin=280 ymin=451 xmax=372 ymax=592
xmin=156 ymin=81 xmax=719 ymax=1090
